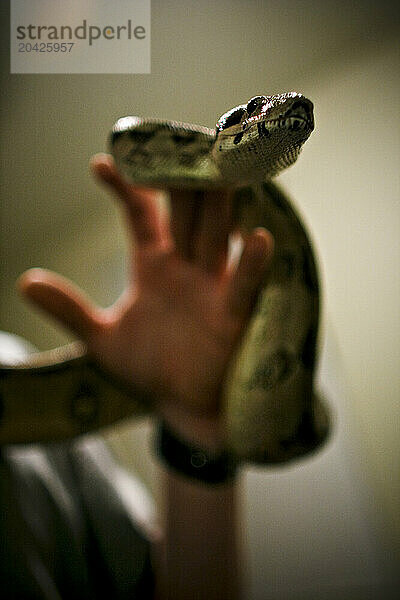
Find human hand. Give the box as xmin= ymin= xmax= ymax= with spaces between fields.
xmin=19 ymin=154 xmax=273 ymax=450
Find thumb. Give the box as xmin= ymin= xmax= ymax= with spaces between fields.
xmin=18 ymin=268 xmax=104 ymax=341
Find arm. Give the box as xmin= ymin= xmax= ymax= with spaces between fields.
xmin=19 ymin=154 xmax=273 ymax=598
xmin=156 ymin=469 xmax=240 ymax=600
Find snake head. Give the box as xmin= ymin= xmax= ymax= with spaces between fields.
xmin=214 ymin=92 xmax=314 ymax=183
xmin=244 ymin=92 xmax=313 ymax=134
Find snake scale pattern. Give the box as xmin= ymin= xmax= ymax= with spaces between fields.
xmin=0 ymin=93 xmax=329 ymax=464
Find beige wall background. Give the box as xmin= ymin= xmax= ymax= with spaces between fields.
xmin=1 ymin=1 xmax=399 ymax=598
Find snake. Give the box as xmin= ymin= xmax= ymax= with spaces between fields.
xmin=0 ymin=93 xmax=329 ymax=464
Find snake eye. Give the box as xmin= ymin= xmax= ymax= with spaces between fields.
xmin=246 ymin=96 xmax=266 ymax=116
xmin=216 ymin=106 xmax=246 ymax=134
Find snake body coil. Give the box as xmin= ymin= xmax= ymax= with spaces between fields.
xmin=0 ymin=93 xmax=329 ymax=463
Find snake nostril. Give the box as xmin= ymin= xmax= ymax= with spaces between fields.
xmin=291 ymin=99 xmax=313 ymax=120
xmin=291 ymin=100 xmax=309 ymax=110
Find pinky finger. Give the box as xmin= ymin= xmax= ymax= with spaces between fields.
xmin=227 ymin=228 xmax=274 ymax=318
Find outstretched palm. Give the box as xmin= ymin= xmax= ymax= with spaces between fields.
xmin=20 ymin=154 xmax=273 ymax=448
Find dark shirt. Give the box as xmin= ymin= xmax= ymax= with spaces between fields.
xmin=0 ymin=437 xmax=155 ymax=599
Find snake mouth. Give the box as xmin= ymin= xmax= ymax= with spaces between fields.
xmin=244 ymin=97 xmax=314 ymax=134
xmin=243 ymin=109 xmax=314 ymax=135
xmin=220 ymin=110 xmax=313 ymax=139
xmin=218 ymin=115 xmax=313 ymax=142
xmin=215 ymin=94 xmax=314 ymax=142
xmin=266 ymin=114 xmax=314 ymax=132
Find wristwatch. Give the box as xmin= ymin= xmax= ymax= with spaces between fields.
xmin=156 ymin=421 xmax=237 ymax=485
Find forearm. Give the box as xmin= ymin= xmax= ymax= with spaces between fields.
xmin=154 ymin=467 xmax=241 ymax=600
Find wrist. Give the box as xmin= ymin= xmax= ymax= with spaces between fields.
xmin=157 ymin=399 xmax=226 ymax=453
xmin=155 ymin=421 xmax=238 ymax=486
